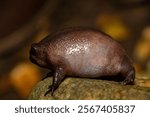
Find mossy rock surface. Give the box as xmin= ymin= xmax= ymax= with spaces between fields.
xmin=29 ymin=74 xmax=150 ymax=100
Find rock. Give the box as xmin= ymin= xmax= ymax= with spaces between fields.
xmin=29 ymin=75 xmax=150 ymax=100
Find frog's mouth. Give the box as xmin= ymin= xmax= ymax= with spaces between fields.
xmin=29 ymin=54 xmax=37 ymax=64
xmin=30 ymin=43 xmax=38 ymax=61
xmin=29 ymin=45 xmax=38 ymax=64
xmin=29 ymin=50 xmax=46 ymax=68
xmin=29 ymin=44 xmax=48 ymax=68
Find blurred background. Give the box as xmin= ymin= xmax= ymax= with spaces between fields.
xmin=0 ymin=0 xmax=150 ymax=99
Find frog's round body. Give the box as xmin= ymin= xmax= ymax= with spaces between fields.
xmin=30 ymin=27 xmax=135 ymax=96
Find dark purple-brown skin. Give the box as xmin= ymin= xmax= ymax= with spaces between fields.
xmin=30 ymin=27 xmax=135 ymax=96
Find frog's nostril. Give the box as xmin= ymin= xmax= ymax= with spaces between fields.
xmin=30 ymin=44 xmax=38 ymax=55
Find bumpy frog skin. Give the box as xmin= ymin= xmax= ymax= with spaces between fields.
xmin=30 ymin=27 xmax=135 ymax=96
